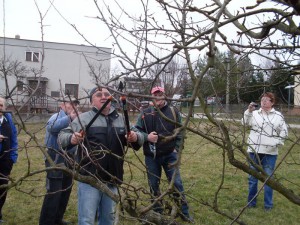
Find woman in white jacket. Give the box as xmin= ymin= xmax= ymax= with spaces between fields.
xmin=242 ymin=92 xmax=288 ymax=211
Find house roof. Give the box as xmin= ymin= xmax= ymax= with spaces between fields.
xmin=26 ymin=77 xmax=49 ymax=81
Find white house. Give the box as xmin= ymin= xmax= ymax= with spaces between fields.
xmin=0 ymin=36 xmax=111 ymax=112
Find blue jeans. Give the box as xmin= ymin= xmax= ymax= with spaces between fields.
xmin=78 ymin=182 xmax=117 ymax=225
xmin=145 ymin=152 xmax=190 ymax=217
xmin=248 ymin=153 xmax=277 ymax=208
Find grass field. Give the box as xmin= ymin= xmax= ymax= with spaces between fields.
xmin=2 ymin=122 xmax=300 ymax=225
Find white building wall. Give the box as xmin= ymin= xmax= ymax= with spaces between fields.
xmin=0 ymin=37 xmax=111 ymax=102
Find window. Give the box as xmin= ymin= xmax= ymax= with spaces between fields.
xmin=28 ymin=80 xmax=47 ymax=96
xmin=26 ymin=51 xmax=40 ymax=62
xmin=65 ymin=84 xmax=79 ymax=98
xmin=51 ymin=91 xmax=60 ymax=98
xmin=17 ymin=80 xmax=24 ymax=91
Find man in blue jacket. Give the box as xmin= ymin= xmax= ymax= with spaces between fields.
xmin=0 ymin=97 xmax=18 ymax=224
xmin=39 ymin=97 xmax=80 ymax=225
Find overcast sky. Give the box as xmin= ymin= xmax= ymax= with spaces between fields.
xmin=0 ymin=0 xmax=115 ymax=46
xmin=1 ymin=0 xmax=285 ymax=68
xmin=1 ymin=0 xmax=261 ymax=46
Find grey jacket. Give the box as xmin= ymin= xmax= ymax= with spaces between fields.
xmin=58 ymin=106 xmax=144 ymax=184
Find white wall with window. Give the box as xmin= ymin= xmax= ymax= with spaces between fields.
xmin=0 ymin=37 xmax=111 ymax=108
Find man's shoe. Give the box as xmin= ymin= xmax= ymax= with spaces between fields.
xmin=55 ymin=220 xmax=71 ymax=225
xmin=0 ymin=219 xmax=5 ymax=224
xmin=247 ymin=205 xmax=256 ymax=208
xmin=180 ymin=214 xmax=194 ymax=223
xmin=264 ymin=207 xmax=272 ymax=212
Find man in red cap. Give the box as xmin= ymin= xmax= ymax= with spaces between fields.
xmin=134 ymin=86 xmax=193 ymax=222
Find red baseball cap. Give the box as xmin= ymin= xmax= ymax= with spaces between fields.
xmin=151 ymin=86 xmax=165 ymax=94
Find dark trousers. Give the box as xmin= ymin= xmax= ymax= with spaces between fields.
xmin=0 ymin=159 xmax=13 ymax=219
xmin=39 ymin=174 xmax=73 ymax=225
xmin=145 ymin=152 xmax=190 ymax=217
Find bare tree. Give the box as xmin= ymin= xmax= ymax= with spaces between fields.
xmin=87 ymin=0 xmax=300 ymax=223
xmin=2 ymin=0 xmax=300 ymax=224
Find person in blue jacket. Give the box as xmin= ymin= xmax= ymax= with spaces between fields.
xmin=0 ymin=97 xmax=18 ymax=223
xmin=39 ymin=97 xmax=80 ymax=225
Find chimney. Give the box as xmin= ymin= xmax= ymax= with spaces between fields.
xmin=15 ymin=34 xmax=20 ymax=39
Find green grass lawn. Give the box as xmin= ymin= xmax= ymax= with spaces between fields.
xmin=3 ymin=123 xmax=300 ymax=224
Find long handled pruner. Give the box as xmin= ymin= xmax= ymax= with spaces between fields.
xmin=120 ymin=96 xmax=131 ymax=136
xmin=80 ymin=95 xmax=113 ymax=137
xmin=77 ymin=95 xmax=113 ymax=165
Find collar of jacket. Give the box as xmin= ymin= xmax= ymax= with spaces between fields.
xmin=153 ymin=102 xmax=168 ymax=111
xmin=258 ymin=107 xmax=275 ymax=114
xmin=59 ymin=109 xmax=68 ymax=116
xmin=92 ymin=106 xmax=119 ymax=119
xmin=0 ymin=115 xmax=8 ymax=125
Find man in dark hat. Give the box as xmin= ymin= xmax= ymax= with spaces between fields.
xmin=134 ymin=86 xmax=193 ymax=223
xmin=39 ymin=97 xmax=80 ymax=225
xmin=58 ymin=87 xmax=144 ymax=225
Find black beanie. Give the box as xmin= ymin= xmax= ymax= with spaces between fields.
xmin=89 ymin=87 xmax=98 ymax=103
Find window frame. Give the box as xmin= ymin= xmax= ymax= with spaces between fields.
xmin=51 ymin=91 xmax=60 ymax=98
xmin=25 ymin=51 xmax=41 ymax=62
xmin=65 ymin=83 xmax=79 ymax=98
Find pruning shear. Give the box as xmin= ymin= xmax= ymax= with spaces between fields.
xmin=120 ymin=95 xmax=131 ymax=137
xmin=141 ymin=114 xmax=157 ymax=159
xmin=149 ymin=142 xmax=156 ymax=159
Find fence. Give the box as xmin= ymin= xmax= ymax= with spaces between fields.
xmin=180 ymin=103 xmax=300 ymax=124
xmin=9 ymin=101 xmax=300 ymax=124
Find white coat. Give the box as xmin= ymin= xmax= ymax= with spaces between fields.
xmin=242 ymin=108 xmax=288 ymax=155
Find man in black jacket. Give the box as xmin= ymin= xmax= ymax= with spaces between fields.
xmin=135 ymin=86 xmax=193 ymax=222
xmin=58 ymin=87 xmax=144 ymax=225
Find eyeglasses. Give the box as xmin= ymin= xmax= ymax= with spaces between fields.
xmin=95 ymin=92 xmax=111 ymax=98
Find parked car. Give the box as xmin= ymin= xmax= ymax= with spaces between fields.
xmin=171 ymin=94 xmax=182 ymax=106
xmin=206 ymin=96 xmax=222 ymax=105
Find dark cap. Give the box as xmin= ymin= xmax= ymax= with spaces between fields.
xmin=89 ymin=87 xmax=99 ymax=103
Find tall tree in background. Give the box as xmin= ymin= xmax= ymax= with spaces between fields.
xmin=234 ymin=55 xmax=255 ymax=104
xmin=240 ymin=70 xmax=265 ymax=103
xmin=267 ymin=62 xmax=294 ymax=104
